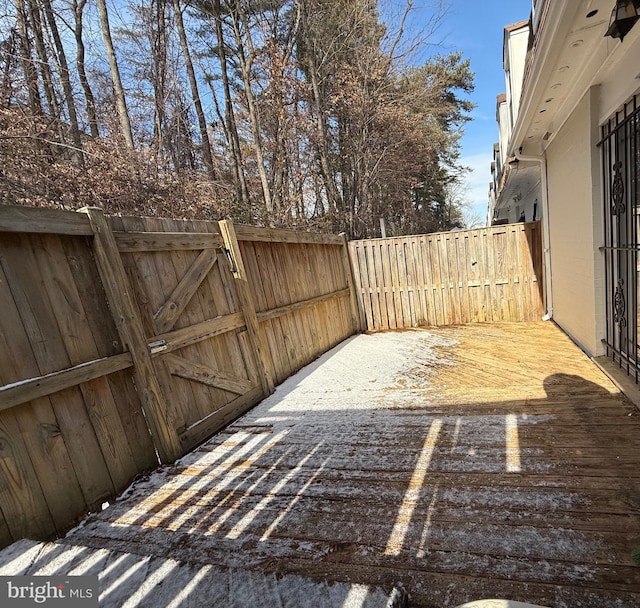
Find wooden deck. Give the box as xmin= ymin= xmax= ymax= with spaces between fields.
xmin=39 ymin=323 xmax=640 ymax=606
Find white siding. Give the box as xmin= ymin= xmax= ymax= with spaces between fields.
xmin=497 ymin=100 xmax=510 ymax=167
xmin=506 ymin=27 xmax=529 ymax=126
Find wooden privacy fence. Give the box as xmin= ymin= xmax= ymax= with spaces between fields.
xmin=349 ymin=222 xmax=544 ymax=331
xmin=0 ymin=205 xmax=359 ymax=548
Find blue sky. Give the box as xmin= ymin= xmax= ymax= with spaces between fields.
xmin=411 ymin=0 xmax=532 ymax=225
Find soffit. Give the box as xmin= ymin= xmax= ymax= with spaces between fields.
xmin=512 ymin=0 xmax=640 ymax=155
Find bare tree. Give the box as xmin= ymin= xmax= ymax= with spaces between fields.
xmin=42 ymin=0 xmax=84 ymax=165
xmin=148 ymin=0 xmax=167 ymax=161
xmin=211 ymin=0 xmax=249 ymax=208
xmin=14 ymin=0 xmax=42 ymax=115
xmin=1 ymin=29 xmax=17 ymax=107
xmin=73 ymin=0 xmax=99 ymax=137
xmin=27 ymin=0 xmax=59 ymax=118
xmin=172 ymin=0 xmax=215 ymax=180
xmin=226 ymin=1 xmax=273 ymax=217
xmin=96 ymin=0 xmax=135 ymax=149
xmin=0 ymin=0 xmax=473 ymax=235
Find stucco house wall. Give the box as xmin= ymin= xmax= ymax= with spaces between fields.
xmin=546 ymin=87 xmax=604 ymax=356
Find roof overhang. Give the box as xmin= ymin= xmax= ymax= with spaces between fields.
xmin=509 ymin=0 xmax=640 ymax=157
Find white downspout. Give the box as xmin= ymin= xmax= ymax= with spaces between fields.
xmin=514 ymin=149 xmax=553 ymax=320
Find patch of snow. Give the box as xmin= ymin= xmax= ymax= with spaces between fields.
xmin=254 ymin=330 xmax=457 ymax=414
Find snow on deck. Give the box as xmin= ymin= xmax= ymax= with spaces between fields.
xmin=5 ymin=323 xmax=640 ymax=607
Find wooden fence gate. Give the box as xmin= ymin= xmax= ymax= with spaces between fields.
xmin=106 ymin=215 xmax=270 ymax=454
xmin=0 ymin=205 xmax=357 ymax=546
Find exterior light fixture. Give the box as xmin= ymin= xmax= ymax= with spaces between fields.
xmin=604 ymin=0 xmax=640 ymax=42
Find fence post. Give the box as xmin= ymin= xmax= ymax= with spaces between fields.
xmin=218 ymin=219 xmax=275 ymax=395
xmin=79 ymin=207 xmax=182 ymax=463
xmin=340 ymin=233 xmax=364 ymax=332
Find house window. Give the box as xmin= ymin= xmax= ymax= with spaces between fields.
xmin=601 ymin=92 xmax=640 ymax=380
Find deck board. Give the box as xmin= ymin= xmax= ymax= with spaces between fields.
xmin=60 ymin=322 xmax=640 ymax=607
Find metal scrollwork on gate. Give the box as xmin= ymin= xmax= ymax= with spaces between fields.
xmin=614 ymin=278 xmax=627 ymax=327
xmin=611 ymin=161 xmax=625 ymax=215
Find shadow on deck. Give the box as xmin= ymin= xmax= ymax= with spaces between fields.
xmin=3 ymin=322 xmax=640 ymax=607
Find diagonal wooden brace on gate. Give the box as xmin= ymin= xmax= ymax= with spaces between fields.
xmin=79 ymin=207 xmax=182 ymax=463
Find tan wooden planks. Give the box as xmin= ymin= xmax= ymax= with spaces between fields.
xmin=366 ymin=240 xmax=384 ymax=329
xmin=0 ymin=236 xmax=89 ymax=530
xmin=164 ymin=354 xmax=253 ymax=396
xmin=349 ymin=223 xmax=544 ymax=331
xmin=0 ymin=409 xmax=54 ymax=541
xmin=191 ymin=219 xmax=252 ymax=392
xmin=341 ymin=234 xmax=364 ymax=332
xmin=373 ymin=241 xmax=390 ymax=329
xmin=115 ymin=216 xmax=192 ymax=437
xmin=300 ymin=243 xmax=327 ymax=356
xmin=128 ymin=218 xmax=203 ymax=430
xmin=113 ymin=231 xmax=223 ymax=252
xmin=383 ymin=240 xmax=399 ymax=329
xmin=0 ymin=207 xmax=362 ymax=548
xmin=179 ymin=386 xmax=263 ymax=449
xmin=256 ymin=289 xmax=351 ymax=323
xmin=32 ymin=226 xmax=159 ymax=497
xmin=153 ymin=249 xmax=219 ymax=334
xmin=355 ymin=241 xmax=375 ymax=330
xmin=96 ymin=219 xmax=166 ymax=473
xmin=59 ymin=321 xmax=640 ymax=607
xmin=265 ymin=241 xmax=297 ymax=377
xmin=219 ymin=220 xmax=275 ymax=395
xmin=0 ymin=354 xmax=133 ymax=411
xmin=0 ymin=205 xmax=93 ymax=235
xmin=155 ymin=218 xmax=229 ymax=426
xmin=0 ymin=262 xmax=56 ymax=541
xmin=81 ymin=208 xmax=182 ymax=463
xmin=235 ymin=234 xmax=355 ymax=384
xmin=234 ymin=225 xmax=343 ymax=245
xmin=287 ymin=243 xmax=316 ymax=366
xmin=264 ymin=243 xmax=298 ymax=376
xmin=240 ymin=241 xmax=281 ymax=384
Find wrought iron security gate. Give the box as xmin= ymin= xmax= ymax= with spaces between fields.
xmin=602 ymin=93 xmax=640 ymax=380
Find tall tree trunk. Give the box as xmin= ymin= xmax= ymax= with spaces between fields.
xmin=14 ymin=0 xmax=42 ymax=114
xmin=271 ymin=130 xmax=284 ymax=214
xmin=172 ymin=0 xmax=215 ymax=180
xmin=42 ymin=0 xmax=84 ymax=167
xmin=264 ymin=4 xmax=300 ymax=218
xmin=292 ymin=101 xmax=306 ymax=219
xmin=308 ymin=62 xmax=340 ymax=214
xmin=299 ymin=3 xmax=341 ymax=215
xmin=27 ymin=0 xmax=58 ymax=118
xmin=229 ymin=5 xmax=273 ymax=217
xmin=73 ymin=0 xmax=99 ymax=138
xmin=149 ymin=0 xmax=167 ymax=165
xmin=96 ymin=0 xmax=134 ymax=149
xmin=213 ymin=0 xmax=249 ymax=208
xmin=1 ymin=30 xmax=17 ymax=107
